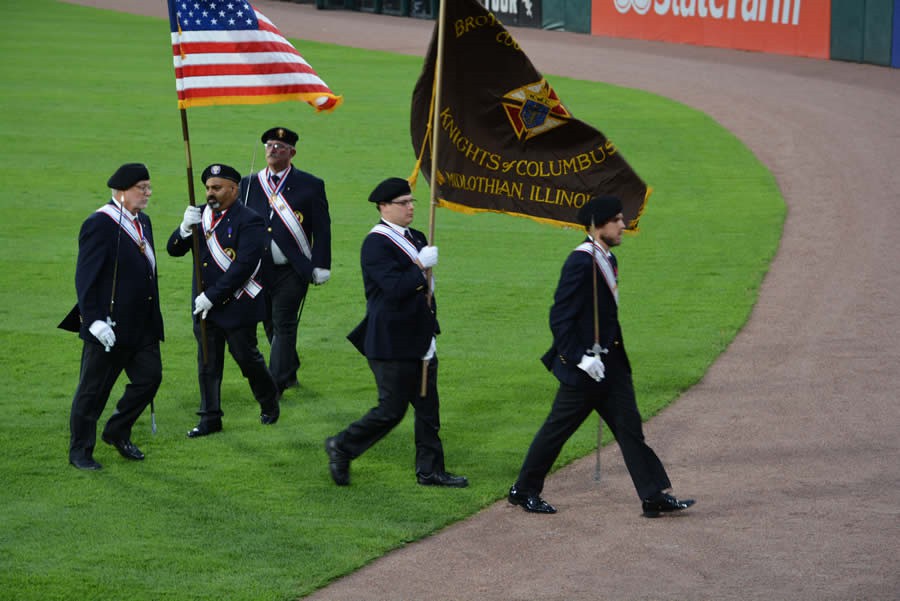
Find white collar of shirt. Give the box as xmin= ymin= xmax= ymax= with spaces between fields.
xmin=382 ymin=220 xmax=409 ymax=237
xmin=267 ymin=167 xmax=289 ymax=179
xmin=110 ymin=196 xmax=139 ymax=220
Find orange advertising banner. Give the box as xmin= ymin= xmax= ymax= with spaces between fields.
xmin=592 ymin=0 xmax=831 ymax=59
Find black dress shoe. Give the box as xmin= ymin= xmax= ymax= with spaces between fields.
xmin=260 ymin=407 xmax=280 ymax=425
xmin=101 ymin=435 xmax=145 ymax=460
xmin=417 ymin=471 xmax=469 ymax=488
xmin=187 ymin=421 xmax=223 ymax=438
xmin=324 ymin=436 xmax=350 ymax=486
xmin=69 ymin=456 xmax=102 ymax=471
xmin=641 ymin=492 xmax=695 ymax=518
xmin=508 ymin=485 xmax=557 ymax=514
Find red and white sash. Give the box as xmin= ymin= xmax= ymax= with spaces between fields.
xmin=97 ymin=202 xmax=156 ymax=274
xmin=370 ymin=223 xmax=420 ymax=264
xmin=257 ymin=168 xmax=312 ymax=260
xmin=575 ymin=240 xmax=618 ymax=305
xmin=201 ymin=206 xmax=262 ymax=299
xmin=371 ymin=224 xmax=435 ymax=292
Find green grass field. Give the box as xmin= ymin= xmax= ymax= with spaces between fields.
xmin=0 ymin=2 xmax=784 ymax=599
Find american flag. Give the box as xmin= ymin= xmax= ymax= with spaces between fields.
xmin=167 ymin=0 xmax=342 ymax=110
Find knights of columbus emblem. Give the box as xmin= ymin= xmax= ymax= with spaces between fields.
xmin=501 ymin=79 xmax=571 ymax=140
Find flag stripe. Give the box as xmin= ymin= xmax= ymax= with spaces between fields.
xmin=180 ymin=93 xmax=340 ymax=108
xmin=171 ymin=30 xmax=295 ymax=45
xmin=176 ymin=64 xmax=319 ymax=79
xmin=173 ymin=51 xmax=311 ymax=67
xmin=174 ymin=40 xmax=301 ymax=56
xmin=177 ymin=84 xmax=334 ymax=98
xmin=176 ymin=75 xmax=334 ymax=92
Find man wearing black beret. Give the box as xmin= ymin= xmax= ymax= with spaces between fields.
xmin=62 ymin=163 xmax=164 ymax=469
xmin=239 ymin=126 xmax=332 ymax=395
xmin=167 ymin=163 xmax=280 ymax=438
xmin=508 ymin=195 xmax=695 ymax=516
xmin=325 ymin=177 xmax=468 ymax=488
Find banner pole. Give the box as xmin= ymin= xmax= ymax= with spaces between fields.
xmin=179 ymin=107 xmax=209 ymax=365
xmin=591 ymin=232 xmax=602 ymax=482
xmin=427 ymin=0 xmax=446 ymax=244
xmin=420 ymin=0 xmax=448 ymax=397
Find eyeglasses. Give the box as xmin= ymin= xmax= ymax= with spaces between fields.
xmin=134 ymin=184 xmax=152 ymax=193
xmin=389 ymin=199 xmax=416 ymax=207
xmin=264 ymin=142 xmax=293 ymax=152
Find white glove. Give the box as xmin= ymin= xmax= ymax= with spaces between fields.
xmin=89 ymin=319 xmax=116 ymax=350
xmin=577 ymin=354 xmax=605 ymax=382
xmin=422 ymin=336 xmax=436 ymax=361
xmin=193 ymin=292 xmax=213 ymax=319
xmin=418 ymin=246 xmax=438 ymax=269
xmin=180 ymin=205 xmax=202 ymax=237
xmin=312 ymin=268 xmax=331 ymax=285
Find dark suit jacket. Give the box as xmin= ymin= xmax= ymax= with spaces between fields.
xmin=541 ymin=238 xmax=629 ymax=387
xmin=239 ymin=167 xmax=331 ymax=284
xmin=72 ymin=202 xmax=164 ymax=347
xmin=166 ymin=202 xmax=267 ymax=329
xmin=347 ymin=223 xmax=438 ymax=360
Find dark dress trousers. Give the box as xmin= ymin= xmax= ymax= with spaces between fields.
xmin=239 ymin=168 xmax=331 ymax=389
xmin=515 ymin=239 xmax=672 ymax=500
xmin=166 ymin=201 xmax=277 ymax=423
xmin=339 ymin=222 xmax=446 ymax=475
xmin=69 ymin=202 xmax=164 ymax=461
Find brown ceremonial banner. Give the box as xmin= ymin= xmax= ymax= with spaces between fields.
xmin=410 ymin=0 xmax=649 ymax=230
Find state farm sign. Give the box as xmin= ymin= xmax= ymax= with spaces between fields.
xmin=593 ymin=0 xmax=831 ymax=58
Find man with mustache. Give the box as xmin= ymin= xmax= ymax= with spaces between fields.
xmin=167 ymin=164 xmax=280 ymax=438
xmin=239 ymin=126 xmax=332 ymax=395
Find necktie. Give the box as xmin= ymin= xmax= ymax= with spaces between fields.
xmin=609 ymin=253 xmax=618 ymax=280
xmin=404 ymin=229 xmax=415 ymax=243
xmin=267 ymin=175 xmax=280 ymax=220
xmin=134 ymin=217 xmax=145 ymax=252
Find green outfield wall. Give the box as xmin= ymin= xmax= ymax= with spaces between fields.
xmin=831 ymin=0 xmax=894 ymax=65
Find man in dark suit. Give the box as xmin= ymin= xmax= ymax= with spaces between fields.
xmin=239 ymin=127 xmax=332 ymax=394
xmin=508 ymin=195 xmax=695 ymax=517
xmin=167 ymin=163 xmax=279 ymax=438
xmin=64 ymin=163 xmax=164 ymax=470
xmin=324 ymin=177 xmax=467 ymax=488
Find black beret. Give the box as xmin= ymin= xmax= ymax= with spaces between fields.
xmin=577 ymin=195 xmax=623 ymax=227
xmin=260 ymin=126 xmax=299 ymax=146
xmin=107 ymin=163 xmax=149 ymax=190
xmin=369 ymin=177 xmax=411 ymax=204
xmin=201 ymin=163 xmax=241 ymax=184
